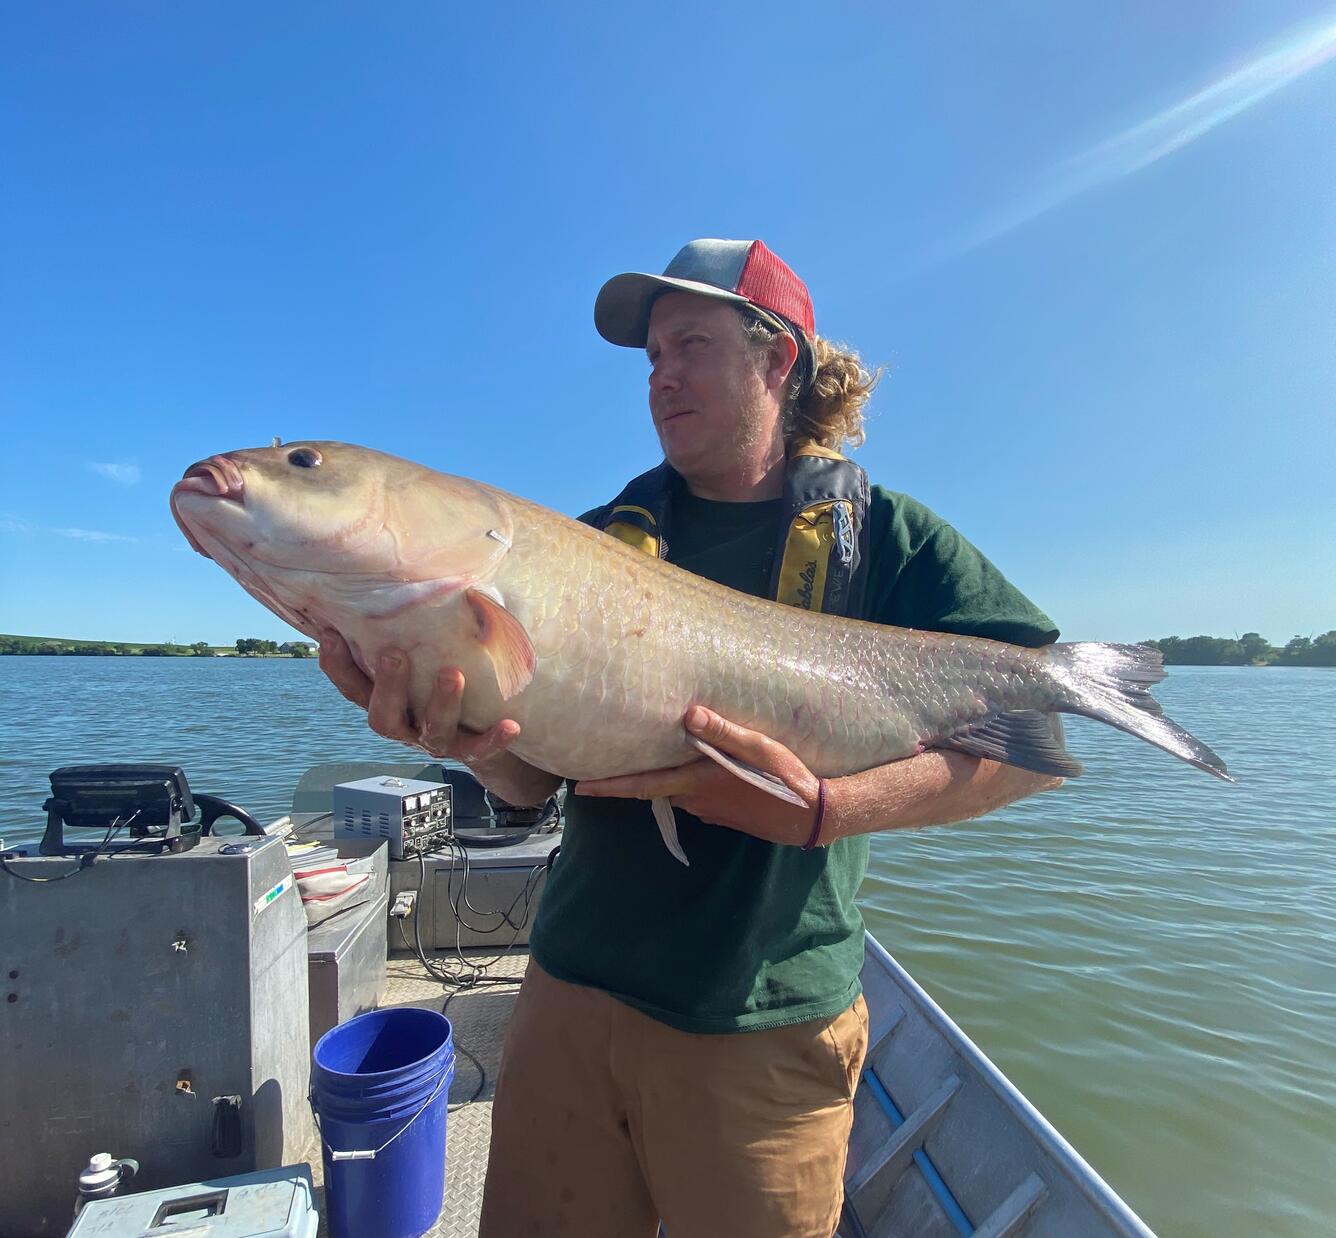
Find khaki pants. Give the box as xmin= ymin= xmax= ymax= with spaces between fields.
xmin=479 ymin=962 xmax=868 ymax=1238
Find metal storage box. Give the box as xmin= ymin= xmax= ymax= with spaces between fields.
xmin=0 ymin=836 xmax=315 ymax=1237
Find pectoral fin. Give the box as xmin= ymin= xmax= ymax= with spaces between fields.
xmin=687 ymin=736 xmax=808 ymax=806
xmin=465 ymin=587 xmax=536 ymax=700
xmin=652 ymin=797 xmax=689 ymax=867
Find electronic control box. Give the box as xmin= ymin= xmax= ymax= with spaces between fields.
xmin=332 ymin=776 xmax=453 ymax=859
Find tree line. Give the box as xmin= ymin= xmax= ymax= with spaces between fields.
xmin=5 ymin=629 xmax=1333 ymax=666
xmin=1140 ymin=631 xmax=1336 ymax=667
xmin=0 ymin=635 xmax=316 ymax=657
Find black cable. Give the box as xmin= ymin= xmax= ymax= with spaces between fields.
xmin=0 ymin=854 xmax=88 ymax=883
xmin=401 ymin=854 xmax=514 ymax=1109
xmin=441 ymin=839 xmax=530 ymax=933
xmin=453 ymin=852 xmax=549 ymax=968
xmin=443 ymin=983 xmax=494 ymax=1112
xmin=1 ymin=808 xmax=141 ymax=883
xmin=395 ymin=836 xmax=551 ymax=1111
xmin=414 ymin=850 xmax=483 ymax=981
xmin=409 ymin=845 xmax=547 ymax=982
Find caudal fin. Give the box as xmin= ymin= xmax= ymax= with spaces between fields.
xmin=1045 ymin=642 xmax=1232 ymax=781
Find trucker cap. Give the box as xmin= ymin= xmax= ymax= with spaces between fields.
xmin=594 ymin=239 xmax=817 ymax=380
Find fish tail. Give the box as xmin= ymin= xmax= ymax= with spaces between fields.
xmin=1044 ymin=642 xmax=1232 ymax=781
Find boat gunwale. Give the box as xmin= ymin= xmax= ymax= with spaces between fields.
xmin=862 ymin=931 xmax=1155 ymax=1237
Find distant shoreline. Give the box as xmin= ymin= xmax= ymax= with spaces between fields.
xmin=3 ymin=630 xmax=1332 ymax=666
xmin=0 ymin=634 xmax=315 ymax=658
xmin=1140 ymin=632 xmax=1333 ymax=669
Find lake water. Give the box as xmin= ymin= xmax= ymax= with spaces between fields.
xmin=2 ymin=657 xmax=1333 ymax=1235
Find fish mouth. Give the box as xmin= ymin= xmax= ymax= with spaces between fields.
xmin=177 ymin=455 xmax=246 ymax=502
xmin=170 ymin=455 xmax=246 ymax=559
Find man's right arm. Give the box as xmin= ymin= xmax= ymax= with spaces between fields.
xmin=458 ymin=749 xmax=565 ymax=810
xmin=318 ymin=631 xmax=563 ymax=807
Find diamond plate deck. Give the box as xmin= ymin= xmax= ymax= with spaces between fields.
xmin=310 ymin=947 xmax=530 ymax=1238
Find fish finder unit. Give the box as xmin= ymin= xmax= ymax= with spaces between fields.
xmin=38 ymin=764 xmax=267 ymax=857
xmin=332 ymin=775 xmax=453 ymax=859
xmin=41 ymin=764 xmax=199 ymax=856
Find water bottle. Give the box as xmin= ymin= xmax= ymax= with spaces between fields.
xmin=73 ymin=1152 xmax=139 ymax=1217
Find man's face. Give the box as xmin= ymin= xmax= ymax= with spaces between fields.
xmin=644 ymin=292 xmax=782 ymax=481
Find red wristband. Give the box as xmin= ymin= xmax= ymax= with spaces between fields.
xmin=802 ymin=779 xmax=827 ymax=850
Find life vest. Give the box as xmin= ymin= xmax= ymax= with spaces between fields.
xmin=595 ymin=444 xmax=870 ymax=618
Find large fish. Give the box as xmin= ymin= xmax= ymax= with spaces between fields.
xmin=171 ymin=441 xmax=1230 ymax=862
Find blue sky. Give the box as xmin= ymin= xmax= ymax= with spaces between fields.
xmin=2 ymin=4 xmax=1333 ymax=647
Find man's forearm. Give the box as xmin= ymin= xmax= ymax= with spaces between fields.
xmin=824 ymin=751 xmax=1060 ymax=841
xmin=465 ymin=750 xmax=564 ymax=808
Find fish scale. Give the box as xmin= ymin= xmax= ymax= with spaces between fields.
xmin=489 ymin=492 xmax=1055 ymax=782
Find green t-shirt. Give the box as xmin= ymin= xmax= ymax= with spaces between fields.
xmin=528 ymin=484 xmax=1058 ymax=1034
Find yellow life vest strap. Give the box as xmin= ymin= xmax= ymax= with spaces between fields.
xmin=594 ymin=449 xmax=869 ymax=616
xmin=769 ymin=443 xmax=868 ymax=615
xmin=774 ymin=498 xmax=856 ymax=612
xmin=602 ymin=504 xmax=661 ymax=558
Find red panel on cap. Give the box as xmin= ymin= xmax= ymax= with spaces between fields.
xmin=736 ymin=241 xmax=815 ymax=338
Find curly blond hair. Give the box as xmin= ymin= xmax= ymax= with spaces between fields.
xmin=739 ymin=311 xmax=880 ymax=452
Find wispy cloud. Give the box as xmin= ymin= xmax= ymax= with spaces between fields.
xmin=1 ymin=515 xmax=138 ymax=543
xmin=943 ymin=10 xmax=1336 ymax=260
xmin=55 ymin=525 xmax=138 ymax=543
xmin=87 ymin=460 xmax=142 ymax=486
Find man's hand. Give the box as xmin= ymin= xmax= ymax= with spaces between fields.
xmin=317 ymin=630 xmax=520 ymax=765
xmin=576 ymin=706 xmax=823 ymax=847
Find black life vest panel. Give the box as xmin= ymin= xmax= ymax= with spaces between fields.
xmin=595 ymin=444 xmax=871 ymax=618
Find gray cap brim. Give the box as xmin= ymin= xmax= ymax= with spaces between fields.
xmin=594 ymin=273 xmax=753 ymax=349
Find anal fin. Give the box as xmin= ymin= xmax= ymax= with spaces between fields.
xmin=652 ymin=797 xmax=689 ymax=866
xmin=937 ymin=711 xmax=1083 ymax=778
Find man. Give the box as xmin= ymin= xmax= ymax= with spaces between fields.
xmin=319 ymin=239 xmax=1060 ymax=1236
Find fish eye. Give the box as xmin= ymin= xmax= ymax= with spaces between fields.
xmin=287 ymin=447 xmax=322 ymax=469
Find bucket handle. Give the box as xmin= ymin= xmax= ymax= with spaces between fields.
xmin=311 ymin=1069 xmax=451 ymax=1162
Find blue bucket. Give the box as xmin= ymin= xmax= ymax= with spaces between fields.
xmin=311 ymin=1007 xmax=455 ymax=1238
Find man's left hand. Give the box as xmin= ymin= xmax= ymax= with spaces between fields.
xmin=574 ymin=705 xmax=824 ymax=847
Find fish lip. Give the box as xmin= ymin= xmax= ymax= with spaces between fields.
xmin=177 ymin=455 xmax=245 ymax=503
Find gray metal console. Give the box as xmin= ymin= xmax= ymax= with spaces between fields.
xmin=0 ymin=835 xmax=314 ymax=1237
